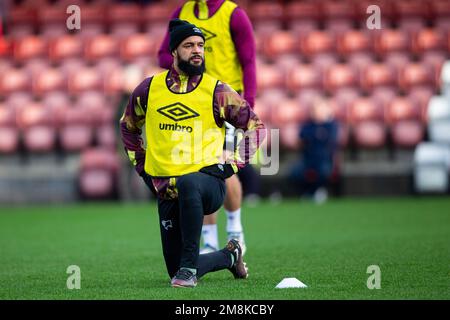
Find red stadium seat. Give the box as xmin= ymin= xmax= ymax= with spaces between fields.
xmin=394 ymin=0 xmax=428 ymax=37
xmin=286 ymin=63 xmax=322 ymax=93
xmin=59 ymin=105 xmax=93 ymax=152
xmin=6 ymin=25 xmax=34 ymax=39
xmin=79 ymin=148 xmax=120 ymax=199
xmin=38 ymin=5 xmax=67 ymax=26
xmin=256 ymin=62 xmax=284 ymax=91
xmin=13 ymin=36 xmax=47 ymax=62
xmin=48 ymin=35 xmax=84 ymax=62
xmin=84 ymin=35 xmax=119 ymax=61
xmin=431 ymin=0 xmax=450 ymax=33
xmin=422 ymin=52 xmax=447 ymax=88
xmin=288 ymin=22 xmax=319 ymax=41
xmin=398 ymin=62 xmax=434 ymax=92
xmin=120 ymin=34 xmax=155 ymax=61
xmin=321 ymin=0 xmax=355 ymax=21
xmin=393 ymin=0 xmax=429 ymax=21
xmin=95 ymin=125 xmax=117 ymax=150
xmin=398 ymin=20 xmax=426 ymax=39
xmin=104 ymin=67 xmax=124 ymax=96
xmin=407 ymin=87 xmax=434 ymax=123
xmin=142 ymin=3 xmax=176 ymax=31
xmin=371 ymin=87 xmax=398 ymax=111
xmin=337 ymin=30 xmax=372 ymax=56
xmin=59 ymin=58 xmax=85 ymax=79
xmin=0 ymin=60 xmax=12 ymax=73
xmin=386 ymin=96 xmax=421 ymax=124
xmin=108 ymin=4 xmax=141 ymax=39
xmin=296 ymin=90 xmax=324 ymax=114
xmin=22 ymin=58 xmax=49 ymax=78
xmin=5 ymin=93 xmax=34 ymax=114
xmin=32 ymin=68 xmax=66 ymax=96
xmin=430 ymin=0 xmax=450 ymax=18
xmin=412 ymin=28 xmax=446 ymax=54
xmin=324 ymin=64 xmax=358 ymax=94
xmin=249 ymin=1 xmax=284 ymax=22
xmin=311 ymin=54 xmax=338 ymax=73
xmin=361 ymin=63 xmax=396 ymax=93
xmin=349 ymin=98 xmax=384 ymax=123
xmin=37 ymin=5 xmax=71 ymax=39
xmin=17 ymin=102 xmax=56 ymax=153
xmin=300 ymin=31 xmax=335 ymax=58
xmin=0 ymin=37 xmax=12 ymax=59
xmin=321 ymin=0 xmax=355 ymax=36
xmin=77 ymin=4 xmax=106 ymax=26
xmin=323 ymin=20 xmax=353 ymax=38
xmin=0 ymin=68 xmax=30 ymax=95
xmin=384 ymin=52 xmax=411 ymax=74
xmin=68 ymin=67 xmax=103 ymax=95
xmin=42 ymin=92 xmax=72 ymax=123
xmin=262 ymin=31 xmax=297 ymax=60
xmin=9 ymin=6 xmax=37 ymax=30
xmin=353 ymin=121 xmax=387 ymax=148
xmin=107 ymin=3 xmax=142 ymax=25
xmin=76 ymin=92 xmax=112 ymax=126
xmin=347 ymin=52 xmax=375 ymax=74
xmin=332 ymin=88 xmax=360 ymax=122
xmin=284 ymin=1 xmax=320 ymax=23
xmin=390 ymin=120 xmax=424 ymax=148
xmin=0 ymin=104 xmax=19 ymax=154
xmin=275 ymin=54 xmax=301 ymax=74
xmin=374 ymin=29 xmax=410 ymax=56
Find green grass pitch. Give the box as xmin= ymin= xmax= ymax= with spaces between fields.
xmin=0 ymin=197 xmax=449 ymax=300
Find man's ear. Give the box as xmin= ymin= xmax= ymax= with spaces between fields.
xmin=171 ymin=50 xmax=177 ymax=58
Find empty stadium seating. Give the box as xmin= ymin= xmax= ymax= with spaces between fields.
xmin=1 ymin=0 xmax=449 ymax=200
xmin=0 ymin=103 xmax=19 ymax=154
xmin=78 ymin=148 xmax=120 ymax=199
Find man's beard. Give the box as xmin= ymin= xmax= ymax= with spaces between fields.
xmin=177 ymin=57 xmax=205 ymax=76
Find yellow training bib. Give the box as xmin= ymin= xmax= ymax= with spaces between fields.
xmin=180 ymin=0 xmax=243 ymax=93
xmin=144 ymin=70 xmax=225 ymax=177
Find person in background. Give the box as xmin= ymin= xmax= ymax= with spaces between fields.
xmin=289 ymin=98 xmax=338 ymax=204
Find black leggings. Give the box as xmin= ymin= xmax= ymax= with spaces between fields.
xmin=157 ymin=172 xmax=232 ymax=278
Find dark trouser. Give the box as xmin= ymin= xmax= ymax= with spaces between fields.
xmin=157 ymin=172 xmax=232 ymax=279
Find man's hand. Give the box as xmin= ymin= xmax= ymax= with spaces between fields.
xmin=139 ymin=171 xmax=157 ymax=196
xmin=200 ymin=163 xmax=238 ymax=180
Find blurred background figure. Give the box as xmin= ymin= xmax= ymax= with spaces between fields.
xmin=289 ymin=98 xmax=338 ymax=204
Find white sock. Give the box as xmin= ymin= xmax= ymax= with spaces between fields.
xmin=201 ymin=224 xmax=218 ymax=249
xmin=226 ymin=208 xmax=243 ymax=233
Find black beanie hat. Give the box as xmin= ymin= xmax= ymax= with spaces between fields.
xmin=169 ymin=19 xmax=205 ymax=52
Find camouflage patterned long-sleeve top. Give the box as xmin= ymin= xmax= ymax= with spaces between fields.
xmin=119 ymin=66 xmax=265 ymax=200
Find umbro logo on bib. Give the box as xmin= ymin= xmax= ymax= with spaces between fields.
xmin=157 ymin=103 xmax=200 ymax=122
xmin=198 ymin=27 xmax=217 ymax=41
